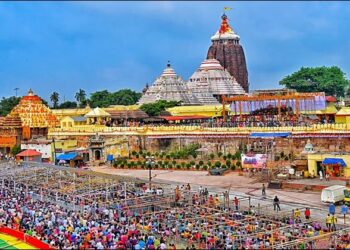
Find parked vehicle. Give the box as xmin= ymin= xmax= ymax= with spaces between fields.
xmin=321 ymin=185 xmax=346 ymax=204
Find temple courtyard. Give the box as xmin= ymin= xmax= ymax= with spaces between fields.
xmin=91 ymin=166 xmax=349 ymax=224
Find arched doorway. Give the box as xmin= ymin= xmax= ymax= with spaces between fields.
xmin=95 ymin=150 xmax=101 ymax=160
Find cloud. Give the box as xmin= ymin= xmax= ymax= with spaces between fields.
xmin=98 ymin=61 xmax=154 ymax=91
xmin=1 ymin=1 xmax=350 ymax=99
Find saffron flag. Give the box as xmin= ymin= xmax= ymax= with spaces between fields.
xmin=224 ymin=7 xmax=232 ymax=11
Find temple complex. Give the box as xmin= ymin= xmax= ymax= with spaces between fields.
xmin=207 ymin=13 xmax=249 ymax=92
xmin=138 ymin=63 xmax=200 ymax=105
xmin=188 ymin=58 xmax=246 ymax=101
xmin=1 ymin=11 xmax=350 ymax=181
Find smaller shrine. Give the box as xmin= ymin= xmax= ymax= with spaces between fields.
xmin=0 ymin=89 xmax=58 ymax=154
xmin=10 ymin=89 xmax=59 ymax=140
xmin=138 ymin=63 xmax=200 ymax=105
xmin=85 ymin=107 xmax=111 ymax=125
xmin=88 ymin=133 xmax=105 ymax=162
xmin=303 ymin=139 xmax=314 ymax=154
xmin=188 ymin=58 xmax=246 ymax=102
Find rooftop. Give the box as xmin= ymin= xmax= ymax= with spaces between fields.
xmin=85 ymin=107 xmax=111 ymax=117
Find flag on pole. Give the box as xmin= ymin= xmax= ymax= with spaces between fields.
xmin=224 ymin=7 xmax=232 ymax=11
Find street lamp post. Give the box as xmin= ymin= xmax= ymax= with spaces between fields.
xmin=52 ymin=137 xmax=57 ymax=165
xmin=146 ymin=156 xmax=155 ymax=190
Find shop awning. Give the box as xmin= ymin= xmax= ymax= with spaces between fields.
xmin=107 ymin=155 xmax=114 ymax=161
xmin=16 ymin=149 xmax=42 ymax=157
xmin=250 ymin=132 xmax=291 ymax=138
xmin=322 ymin=158 xmax=346 ymax=167
xmin=57 ymin=152 xmax=78 ymax=161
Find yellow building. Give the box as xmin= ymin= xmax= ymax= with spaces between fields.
xmin=104 ymin=138 xmax=129 ymax=158
xmin=52 ymin=107 xmax=92 ymax=120
xmin=335 ymin=107 xmax=350 ymax=124
xmin=166 ymin=104 xmax=233 ymax=117
xmin=308 ymin=152 xmax=350 ymax=178
xmin=60 ymin=116 xmax=87 ymax=128
xmin=51 ymin=139 xmax=78 ymax=156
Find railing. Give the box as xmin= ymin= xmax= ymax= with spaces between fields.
xmin=48 ymin=123 xmax=350 ymax=136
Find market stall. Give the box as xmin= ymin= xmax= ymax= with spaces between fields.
xmin=322 ymin=158 xmax=347 ymax=177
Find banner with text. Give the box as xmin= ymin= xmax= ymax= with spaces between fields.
xmin=242 ymin=153 xmax=267 ymax=169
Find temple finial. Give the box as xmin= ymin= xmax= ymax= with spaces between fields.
xmin=219 ymin=13 xmax=233 ymax=34
xmin=28 ymin=88 xmax=34 ymax=96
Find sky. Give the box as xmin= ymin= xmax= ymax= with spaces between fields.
xmin=0 ymin=1 xmax=349 ymax=102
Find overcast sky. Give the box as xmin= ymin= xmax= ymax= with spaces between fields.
xmin=1 ymin=1 xmax=349 ymax=101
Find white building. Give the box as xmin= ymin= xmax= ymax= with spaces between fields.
xmin=21 ymin=140 xmax=51 ymax=162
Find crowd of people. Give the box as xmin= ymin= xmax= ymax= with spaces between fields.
xmin=0 ymin=177 xmax=349 ymax=250
xmin=95 ymin=107 xmax=335 ymax=129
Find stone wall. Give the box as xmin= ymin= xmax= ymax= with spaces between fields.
xmin=140 ymin=137 xmax=350 ymax=157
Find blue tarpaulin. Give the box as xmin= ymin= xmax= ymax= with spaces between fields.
xmin=322 ymin=158 xmax=346 ymax=167
xmin=249 ymin=132 xmax=291 ymax=138
xmin=57 ymin=152 xmax=78 ymax=161
xmin=107 ymin=154 xmax=113 ymax=161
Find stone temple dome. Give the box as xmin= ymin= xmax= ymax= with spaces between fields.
xmin=188 ymin=58 xmax=246 ymax=101
xmin=303 ymin=139 xmax=314 ymax=154
xmin=138 ymin=63 xmax=199 ymax=105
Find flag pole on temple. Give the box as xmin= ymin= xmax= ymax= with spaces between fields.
xmin=224 ymin=6 xmax=232 ymax=15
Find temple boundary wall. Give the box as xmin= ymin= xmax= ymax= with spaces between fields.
xmin=49 ymin=123 xmax=350 ymax=137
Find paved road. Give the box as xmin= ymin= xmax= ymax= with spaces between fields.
xmin=91 ymin=167 xmax=350 ymax=225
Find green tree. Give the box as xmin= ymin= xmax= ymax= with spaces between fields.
xmin=140 ymin=100 xmax=181 ymax=116
xmin=89 ymin=89 xmax=141 ymax=108
xmin=110 ymin=89 xmax=142 ymax=106
xmin=347 ymin=87 xmax=350 ymax=97
xmin=58 ymin=101 xmax=78 ymax=109
xmin=89 ymin=90 xmax=111 ymax=108
xmin=279 ymin=66 xmax=350 ymax=97
xmin=10 ymin=145 xmax=21 ymax=156
xmin=0 ymin=96 xmax=20 ymax=116
xmin=50 ymin=92 xmax=60 ymax=108
xmin=75 ymin=89 xmax=86 ymax=107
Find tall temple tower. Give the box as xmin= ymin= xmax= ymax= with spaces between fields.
xmin=207 ymin=13 xmax=249 ymax=92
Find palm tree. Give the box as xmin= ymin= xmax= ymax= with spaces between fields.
xmin=50 ymin=92 xmax=59 ymax=108
xmin=75 ymin=89 xmax=86 ymax=107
